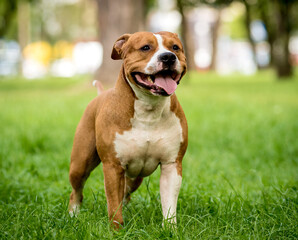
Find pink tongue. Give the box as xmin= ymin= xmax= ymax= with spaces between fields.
xmin=154 ymin=76 xmax=177 ymax=95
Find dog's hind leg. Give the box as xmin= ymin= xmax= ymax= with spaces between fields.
xmin=69 ymin=151 xmax=100 ymax=216
xmin=68 ymin=107 xmax=100 ymax=216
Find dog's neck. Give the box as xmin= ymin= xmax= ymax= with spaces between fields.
xmin=131 ymin=84 xmax=169 ymax=122
xmin=116 ymin=65 xmax=170 ymax=122
xmin=115 ymin=65 xmax=134 ymax=97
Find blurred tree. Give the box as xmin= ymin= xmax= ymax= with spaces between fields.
xmin=18 ymin=0 xmax=30 ymax=53
xmin=28 ymin=0 xmax=98 ymax=44
xmin=0 ymin=0 xmax=36 ymax=39
xmin=177 ymin=0 xmax=196 ymax=71
xmin=176 ymin=0 xmax=232 ymax=71
xmin=241 ymin=0 xmax=258 ymax=69
xmin=206 ymin=0 xmax=297 ymax=78
xmin=201 ymin=0 xmax=233 ymax=70
xmin=228 ymin=13 xmax=248 ymax=40
xmin=0 ymin=0 xmax=38 ymax=75
xmin=268 ymin=0 xmax=296 ymax=78
xmin=94 ymin=0 xmax=146 ymax=84
xmin=0 ymin=0 xmax=17 ymax=38
xmin=253 ymin=0 xmax=297 ymax=78
xmin=258 ymin=0 xmax=275 ymax=66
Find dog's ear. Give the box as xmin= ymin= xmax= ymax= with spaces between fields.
xmin=111 ymin=34 xmax=131 ymax=60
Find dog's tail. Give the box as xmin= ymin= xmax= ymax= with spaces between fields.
xmin=92 ymin=80 xmax=104 ymax=95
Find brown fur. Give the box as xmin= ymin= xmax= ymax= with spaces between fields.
xmin=68 ymin=32 xmax=187 ymax=229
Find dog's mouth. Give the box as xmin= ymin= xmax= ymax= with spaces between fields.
xmin=131 ymin=70 xmax=182 ymax=96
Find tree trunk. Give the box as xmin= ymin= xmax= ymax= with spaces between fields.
xmin=0 ymin=1 xmax=17 ymax=37
xmin=259 ymin=0 xmax=275 ymax=67
xmin=17 ymin=0 xmax=30 ymax=74
xmin=243 ymin=0 xmax=259 ymax=69
xmin=272 ymin=0 xmax=293 ymax=78
xmin=210 ymin=9 xmax=221 ymax=70
xmin=176 ymin=0 xmax=196 ymax=71
xmin=94 ymin=0 xmax=145 ymax=85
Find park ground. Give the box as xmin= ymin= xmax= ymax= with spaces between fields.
xmin=0 ymin=70 xmax=297 ymax=239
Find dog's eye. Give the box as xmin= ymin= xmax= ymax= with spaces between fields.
xmin=173 ymin=45 xmax=180 ymax=51
xmin=140 ymin=45 xmax=150 ymax=51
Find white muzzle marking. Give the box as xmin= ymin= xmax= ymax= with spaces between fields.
xmin=144 ymin=34 xmax=180 ymax=74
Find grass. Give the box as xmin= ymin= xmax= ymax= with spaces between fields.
xmin=0 ymin=70 xmax=297 ymax=239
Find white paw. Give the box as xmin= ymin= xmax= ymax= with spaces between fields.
xmin=69 ymin=204 xmax=80 ymax=217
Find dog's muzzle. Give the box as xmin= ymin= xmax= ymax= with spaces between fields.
xmin=131 ymin=70 xmax=182 ymax=96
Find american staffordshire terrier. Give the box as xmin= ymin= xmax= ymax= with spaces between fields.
xmin=68 ymin=31 xmax=188 ymax=228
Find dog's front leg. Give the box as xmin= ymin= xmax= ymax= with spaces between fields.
xmin=160 ymin=162 xmax=182 ymax=225
xmin=102 ymin=162 xmax=125 ymax=229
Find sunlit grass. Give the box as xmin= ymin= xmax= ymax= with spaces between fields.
xmin=0 ymin=71 xmax=297 ymax=239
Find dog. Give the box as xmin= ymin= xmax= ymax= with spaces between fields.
xmin=68 ymin=31 xmax=188 ymax=229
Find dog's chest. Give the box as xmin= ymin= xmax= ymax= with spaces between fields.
xmin=114 ymin=97 xmax=183 ymax=178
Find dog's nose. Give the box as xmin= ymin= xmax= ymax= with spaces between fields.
xmin=159 ymin=52 xmax=176 ymax=65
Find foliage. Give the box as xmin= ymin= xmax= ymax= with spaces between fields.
xmin=225 ymin=14 xmax=248 ymax=39
xmin=0 ymin=0 xmax=36 ymax=38
xmin=0 ymin=71 xmax=297 ymax=239
xmin=0 ymin=0 xmax=97 ymax=43
xmin=0 ymin=0 xmax=17 ymax=38
xmin=176 ymin=0 xmax=233 ymax=8
xmin=200 ymin=0 xmax=233 ymax=7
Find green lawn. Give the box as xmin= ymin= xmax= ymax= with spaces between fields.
xmin=0 ymin=71 xmax=297 ymax=239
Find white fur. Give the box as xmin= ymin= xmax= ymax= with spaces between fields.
xmin=160 ymin=162 xmax=182 ymax=224
xmin=92 ymin=80 xmax=98 ymax=87
xmin=114 ymin=83 xmax=183 ymax=178
xmin=69 ymin=204 xmax=80 ymax=217
xmin=144 ymin=34 xmax=181 ymax=74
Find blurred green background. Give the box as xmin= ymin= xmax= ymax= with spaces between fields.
xmin=1 ymin=0 xmax=298 ymax=80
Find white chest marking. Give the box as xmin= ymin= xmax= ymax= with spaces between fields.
xmin=114 ymin=85 xmax=183 ymax=178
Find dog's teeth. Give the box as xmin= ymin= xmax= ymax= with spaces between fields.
xmin=147 ymin=75 xmax=153 ymax=83
xmin=147 ymin=75 xmax=155 ymax=84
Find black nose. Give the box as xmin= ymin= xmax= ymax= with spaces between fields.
xmin=159 ymin=52 xmax=176 ymax=65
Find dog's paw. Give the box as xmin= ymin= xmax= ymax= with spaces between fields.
xmin=162 ymin=216 xmax=178 ymax=231
xmin=69 ymin=204 xmax=80 ymax=217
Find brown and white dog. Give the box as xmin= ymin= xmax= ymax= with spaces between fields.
xmin=68 ymin=31 xmax=188 ymax=228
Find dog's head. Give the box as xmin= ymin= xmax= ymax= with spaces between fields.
xmin=111 ymin=31 xmax=187 ymax=97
